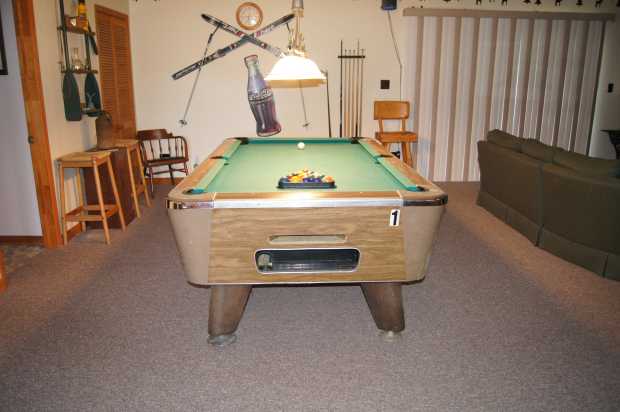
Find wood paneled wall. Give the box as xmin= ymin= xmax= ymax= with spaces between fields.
xmin=404 ymin=10 xmax=613 ymax=181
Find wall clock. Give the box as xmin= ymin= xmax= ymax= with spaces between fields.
xmin=236 ymin=2 xmax=263 ymax=31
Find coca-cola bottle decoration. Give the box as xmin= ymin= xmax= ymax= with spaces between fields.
xmin=244 ymin=55 xmax=281 ymax=137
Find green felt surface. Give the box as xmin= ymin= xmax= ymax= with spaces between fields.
xmin=198 ymin=138 xmax=416 ymax=193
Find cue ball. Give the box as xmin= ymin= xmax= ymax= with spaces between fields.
xmin=297 ymin=142 xmax=305 ymax=150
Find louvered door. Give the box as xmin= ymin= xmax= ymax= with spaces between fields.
xmin=95 ymin=6 xmax=136 ymax=139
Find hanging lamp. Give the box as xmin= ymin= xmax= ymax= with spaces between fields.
xmin=265 ymin=0 xmax=325 ymax=84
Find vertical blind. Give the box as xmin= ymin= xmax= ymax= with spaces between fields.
xmin=403 ymin=9 xmax=613 ymax=181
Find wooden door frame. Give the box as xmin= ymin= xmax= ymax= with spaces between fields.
xmin=12 ymin=0 xmax=62 ymax=248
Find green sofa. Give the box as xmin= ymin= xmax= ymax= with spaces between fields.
xmin=477 ymin=130 xmax=620 ymax=280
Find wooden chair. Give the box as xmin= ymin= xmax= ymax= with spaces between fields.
xmin=136 ymin=129 xmax=189 ymax=195
xmin=374 ymin=101 xmax=418 ymax=168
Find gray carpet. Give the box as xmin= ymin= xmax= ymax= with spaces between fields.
xmin=1 ymin=183 xmax=619 ymax=412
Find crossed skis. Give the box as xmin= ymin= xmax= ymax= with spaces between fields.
xmin=172 ymin=13 xmax=293 ymax=80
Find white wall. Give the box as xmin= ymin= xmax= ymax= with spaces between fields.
xmin=33 ymin=0 xmax=128 ymax=227
xmin=35 ymin=0 xmax=129 ymax=163
xmin=130 ymin=0 xmax=618 ymax=176
xmin=0 ymin=0 xmax=41 ymax=236
xmin=130 ymin=0 xmax=407 ymax=167
xmin=590 ymin=17 xmax=620 ymax=159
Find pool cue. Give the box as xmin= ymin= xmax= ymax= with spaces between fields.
xmin=349 ymin=49 xmax=354 ymax=137
xmin=359 ymin=48 xmax=365 ymax=135
xmin=352 ymin=48 xmax=357 ymax=137
xmin=353 ymin=47 xmax=358 ymax=137
xmin=339 ymin=40 xmax=343 ymax=138
xmin=344 ymin=49 xmax=349 ymax=137
xmin=355 ymin=42 xmax=362 ymax=137
xmin=355 ymin=50 xmax=358 ymax=136
xmin=325 ymin=70 xmax=332 ymax=137
xmin=342 ymin=49 xmax=346 ymax=137
xmin=344 ymin=48 xmax=348 ymax=137
xmin=354 ymin=42 xmax=360 ymax=137
xmin=348 ymin=49 xmax=353 ymax=137
xmin=352 ymin=49 xmax=356 ymax=136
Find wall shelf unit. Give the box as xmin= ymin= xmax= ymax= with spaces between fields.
xmin=61 ymin=69 xmax=98 ymax=74
xmin=57 ymin=0 xmax=102 ymax=120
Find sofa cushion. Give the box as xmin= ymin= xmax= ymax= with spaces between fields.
xmin=487 ymin=129 xmax=522 ymax=151
xmin=541 ymin=164 xmax=620 ymax=254
xmin=522 ymin=139 xmax=555 ymax=162
xmin=553 ymin=148 xmax=620 ymax=177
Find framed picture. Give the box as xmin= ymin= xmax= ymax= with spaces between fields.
xmin=0 ymin=8 xmax=7 ymax=75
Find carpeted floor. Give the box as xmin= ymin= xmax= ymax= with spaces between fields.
xmin=1 ymin=183 xmax=619 ymax=412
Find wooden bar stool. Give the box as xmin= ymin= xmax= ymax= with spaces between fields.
xmin=374 ymin=101 xmax=418 ymax=168
xmin=115 ymin=139 xmax=151 ymax=217
xmin=57 ymin=151 xmax=126 ymax=245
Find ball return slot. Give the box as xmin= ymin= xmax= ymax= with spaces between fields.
xmin=255 ymin=248 xmax=360 ymax=274
xmin=268 ymin=234 xmax=347 ymax=245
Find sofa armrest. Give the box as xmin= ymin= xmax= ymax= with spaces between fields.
xmin=478 ymin=141 xmax=544 ymax=224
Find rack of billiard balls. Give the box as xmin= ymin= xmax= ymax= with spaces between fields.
xmin=278 ymin=169 xmax=336 ymax=189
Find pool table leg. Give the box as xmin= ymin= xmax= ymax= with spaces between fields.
xmin=208 ymin=285 xmax=252 ymax=347
xmin=360 ymin=282 xmax=405 ymax=339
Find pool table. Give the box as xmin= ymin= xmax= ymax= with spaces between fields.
xmin=167 ymin=137 xmax=447 ymax=346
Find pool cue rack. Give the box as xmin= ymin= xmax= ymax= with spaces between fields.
xmin=338 ymin=41 xmax=365 ymax=138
